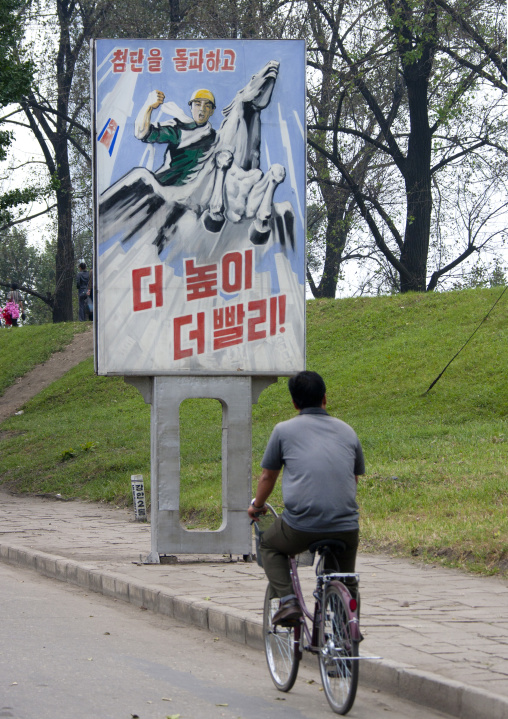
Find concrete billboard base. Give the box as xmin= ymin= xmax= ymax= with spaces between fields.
xmin=127 ymin=374 xmax=276 ymax=561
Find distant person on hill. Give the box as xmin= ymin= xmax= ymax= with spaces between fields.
xmin=247 ymin=370 xmax=365 ymax=626
xmin=2 ymin=283 xmax=25 ymax=326
xmin=76 ymin=262 xmax=90 ymax=321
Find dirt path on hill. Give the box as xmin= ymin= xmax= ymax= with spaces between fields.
xmin=0 ymin=327 xmax=94 ymax=424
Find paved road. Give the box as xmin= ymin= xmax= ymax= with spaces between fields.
xmin=0 ymin=563 xmax=454 ymax=719
xmin=0 ymin=491 xmax=507 ymax=719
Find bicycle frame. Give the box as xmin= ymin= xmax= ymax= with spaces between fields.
xmin=289 ymin=555 xmax=361 ymax=660
xmin=259 ymin=507 xmax=381 ymax=714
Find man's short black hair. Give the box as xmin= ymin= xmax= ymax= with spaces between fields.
xmin=288 ymin=371 xmax=326 ymax=409
xmin=79 ymin=262 xmax=86 ymax=270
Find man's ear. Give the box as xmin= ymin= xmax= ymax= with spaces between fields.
xmin=322 ymin=394 xmax=327 ymax=408
xmin=292 ymin=400 xmax=301 ymax=411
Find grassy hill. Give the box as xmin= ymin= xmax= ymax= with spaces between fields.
xmin=0 ymin=288 xmax=506 ymax=576
xmin=0 ymin=322 xmax=90 ymax=396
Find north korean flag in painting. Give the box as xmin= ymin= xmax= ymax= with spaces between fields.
xmin=97 ymin=118 xmax=119 ymax=155
xmin=92 ymin=39 xmax=306 ymax=375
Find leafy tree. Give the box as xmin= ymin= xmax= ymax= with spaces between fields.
xmin=451 ymin=258 xmax=507 ymax=289
xmin=306 ymin=0 xmax=507 ymax=295
xmin=305 ymin=0 xmax=404 ymax=297
xmin=0 ymin=0 xmax=42 ymax=225
xmin=0 ymin=227 xmax=38 ymax=291
xmin=17 ymin=0 xmax=106 ymax=322
xmin=0 ymin=227 xmax=54 ymax=322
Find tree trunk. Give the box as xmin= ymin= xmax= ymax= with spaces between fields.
xmin=308 ymin=19 xmax=347 ymax=299
xmin=52 ymin=151 xmax=74 ymax=322
xmin=52 ymin=0 xmax=75 ymax=322
xmin=398 ymin=35 xmax=434 ymax=292
xmin=313 ymin=191 xmax=349 ymax=298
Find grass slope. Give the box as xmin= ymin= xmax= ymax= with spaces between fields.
xmin=0 ymin=288 xmax=506 ymax=576
xmin=0 ymin=322 xmax=90 ymax=395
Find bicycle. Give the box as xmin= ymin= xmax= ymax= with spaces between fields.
xmin=256 ymin=506 xmax=362 ymax=715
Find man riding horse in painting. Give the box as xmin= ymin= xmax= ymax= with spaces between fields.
xmin=99 ymin=60 xmax=293 ymax=252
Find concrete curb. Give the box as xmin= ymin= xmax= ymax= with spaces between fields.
xmin=362 ymin=658 xmax=508 ymax=719
xmin=2 ymin=542 xmax=507 ymax=719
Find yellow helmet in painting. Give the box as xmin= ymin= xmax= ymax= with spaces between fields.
xmin=188 ymin=89 xmax=216 ymax=108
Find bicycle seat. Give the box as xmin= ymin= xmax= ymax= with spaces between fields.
xmin=308 ymin=539 xmax=347 ymax=555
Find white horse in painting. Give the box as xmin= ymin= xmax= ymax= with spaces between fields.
xmin=99 ymin=60 xmax=295 ymax=254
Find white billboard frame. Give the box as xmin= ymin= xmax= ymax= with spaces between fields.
xmin=92 ymin=38 xmax=306 ymax=376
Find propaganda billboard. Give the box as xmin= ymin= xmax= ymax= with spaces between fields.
xmin=92 ymin=39 xmax=306 ymax=375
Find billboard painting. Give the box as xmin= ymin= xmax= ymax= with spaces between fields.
xmin=92 ymin=39 xmax=306 ymax=375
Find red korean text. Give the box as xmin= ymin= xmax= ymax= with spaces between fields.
xmin=111 ymin=47 xmax=162 ymax=74
xmin=172 ymin=48 xmax=236 ymax=73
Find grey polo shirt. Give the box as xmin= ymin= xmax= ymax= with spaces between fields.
xmin=261 ymin=408 xmax=365 ymax=533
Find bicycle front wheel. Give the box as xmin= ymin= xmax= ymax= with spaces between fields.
xmin=263 ymin=585 xmax=300 ymax=692
xmin=319 ymin=584 xmax=359 ymax=715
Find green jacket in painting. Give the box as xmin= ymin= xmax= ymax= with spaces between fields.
xmin=142 ymin=119 xmax=217 ymax=186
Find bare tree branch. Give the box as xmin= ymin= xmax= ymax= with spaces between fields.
xmin=0 ymin=204 xmax=57 ymax=233
xmin=434 ymin=0 xmax=507 ymax=81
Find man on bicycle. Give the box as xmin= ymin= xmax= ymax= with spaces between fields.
xmin=247 ymin=370 xmax=365 ymax=626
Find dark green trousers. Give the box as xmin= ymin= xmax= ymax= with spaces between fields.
xmin=259 ymin=516 xmax=359 ymax=598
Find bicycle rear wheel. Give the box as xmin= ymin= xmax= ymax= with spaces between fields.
xmin=319 ymin=584 xmax=359 ymax=714
xmin=263 ymin=585 xmax=300 ymax=692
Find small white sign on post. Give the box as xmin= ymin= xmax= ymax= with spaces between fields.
xmin=131 ymin=474 xmax=147 ymax=522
